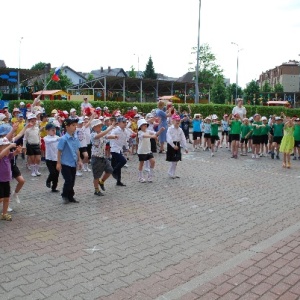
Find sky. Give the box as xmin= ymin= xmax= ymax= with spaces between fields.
xmin=1 ymin=0 xmax=300 ymax=88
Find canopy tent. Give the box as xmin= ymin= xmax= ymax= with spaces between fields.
xmin=32 ymin=90 xmax=70 ymax=100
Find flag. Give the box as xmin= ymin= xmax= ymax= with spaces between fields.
xmin=51 ymin=65 xmax=62 ymax=82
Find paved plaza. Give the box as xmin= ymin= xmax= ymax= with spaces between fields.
xmin=1 ymin=145 xmax=300 ymax=300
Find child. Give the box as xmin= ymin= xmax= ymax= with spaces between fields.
xmin=250 ymin=113 xmax=262 ymax=159
xmin=44 ymin=123 xmax=60 ymax=192
xmin=23 ymin=113 xmax=42 ymax=177
xmin=56 ymin=118 xmax=82 ymax=204
xmin=192 ymin=114 xmax=202 ymax=151
xmin=39 ymin=113 xmax=48 ymax=161
xmin=137 ymin=119 xmax=164 ymax=183
xmin=293 ymin=118 xmax=300 ymax=160
xmin=210 ymin=115 xmax=220 ymax=157
xmin=180 ymin=114 xmax=192 ymax=144
xmin=228 ymin=113 xmax=242 ymax=158
xmin=260 ymin=116 xmax=271 ymax=157
xmin=90 ymin=119 xmax=116 ymax=196
xmin=0 ymin=137 xmax=22 ymax=221
xmin=240 ymin=118 xmax=251 ymax=156
xmin=220 ymin=114 xmax=229 ymax=148
xmin=166 ymin=114 xmax=188 ymax=178
xmin=279 ymin=119 xmax=294 ymax=168
xmin=202 ymin=117 xmax=211 ymax=151
xmin=270 ymin=116 xmax=284 ymax=159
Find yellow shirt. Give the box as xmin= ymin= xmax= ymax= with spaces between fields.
xmin=131 ymin=121 xmax=138 ymax=133
xmin=39 ymin=121 xmax=48 ymax=138
xmin=15 ymin=120 xmax=25 ymax=135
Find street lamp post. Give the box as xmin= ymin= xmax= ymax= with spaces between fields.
xmin=133 ymin=54 xmax=140 ymax=78
xmin=17 ymin=37 xmax=23 ymax=100
xmin=231 ymin=42 xmax=242 ymax=101
xmin=195 ymin=0 xmax=201 ymax=104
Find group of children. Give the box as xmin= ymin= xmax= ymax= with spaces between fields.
xmin=182 ymin=112 xmax=300 ymax=166
xmin=0 ymin=101 xmax=191 ymax=221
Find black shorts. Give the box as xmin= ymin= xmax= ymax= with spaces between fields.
xmin=210 ymin=135 xmax=219 ymax=144
xmin=204 ymin=133 xmax=211 ymax=139
xmin=294 ymin=140 xmax=300 ymax=148
xmin=150 ymin=138 xmax=157 ymax=153
xmin=252 ymin=135 xmax=261 ymax=145
xmin=231 ymin=134 xmax=240 ymax=141
xmin=222 ymin=131 xmax=229 ymax=136
xmin=193 ymin=132 xmax=202 ymax=140
xmin=0 ymin=182 xmax=10 ymax=198
xmin=12 ymin=164 xmax=21 ymax=178
xmin=26 ymin=144 xmax=41 ymax=156
xmin=182 ymin=130 xmax=189 ymax=139
xmin=240 ymin=138 xmax=248 ymax=144
xmin=91 ymin=157 xmax=113 ymax=179
xmin=138 ymin=153 xmax=154 ymax=161
xmin=273 ymin=136 xmax=283 ymax=144
xmin=260 ymin=134 xmax=268 ymax=145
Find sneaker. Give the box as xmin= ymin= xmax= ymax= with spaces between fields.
xmin=46 ymin=181 xmax=51 ymax=188
xmin=211 ymin=153 xmax=214 ymax=157
xmin=0 ymin=213 xmax=12 ymax=221
xmin=35 ymin=170 xmax=41 ymax=176
xmin=252 ymin=155 xmax=256 ymax=159
xmin=83 ymin=166 xmax=91 ymax=172
xmin=69 ymin=198 xmax=80 ymax=203
xmin=11 ymin=192 xmax=20 ymax=204
xmin=276 ymin=155 xmax=280 ymax=160
xmin=124 ymin=163 xmax=129 ymax=168
xmin=31 ymin=172 xmax=37 ymax=177
xmin=293 ymin=156 xmax=297 ymax=160
xmin=7 ymin=207 xmax=13 ymax=212
xmin=76 ymin=171 xmax=83 ymax=176
xmin=144 ymin=167 xmax=150 ymax=172
xmin=99 ymin=180 xmax=105 ymax=191
xmin=62 ymin=197 xmax=69 ymax=204
xmin=51 ymin=189 xmax=60 ymax=193
xmin=94 ymin=191 xmax=104 ymax=196
xmin=271 ymin=152 xmax=275 ymax=159
xmin=259 ymin=153 xmax=263 ymax=157
xmin=116 ymin=181 xmax=126 ymax=186
xmin=147 ymin=175 xmax=153 ymax=182
xmin=138 ymin=177 xmax=146 ymax=183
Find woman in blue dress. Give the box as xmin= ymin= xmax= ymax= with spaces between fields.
xmin=156 ymin=100 xmax=171 ymax=153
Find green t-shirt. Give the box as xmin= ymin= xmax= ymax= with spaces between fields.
xmin=241 ymin=124 xmax=251 ymax=138
xmin=260 ymin=124 xmax=271 ymax=135
xmin=273 ymin=123 xmax=284 ymax=137
xmin=230 ymin=120 xmax=242 ymax=134
xmin=210 ymin=123 xmax=219 ymax=136
xmin=294 ymin=124 xmax=300 ymax=141
xmin=252 ymin=121 xmax=262 ymax=136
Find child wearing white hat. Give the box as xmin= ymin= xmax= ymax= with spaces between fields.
xmin=137 ymin=119 xmax=164 ymax=183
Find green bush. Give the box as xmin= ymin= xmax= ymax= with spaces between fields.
xmin=8 ymin=100 xmax=300 ymax=118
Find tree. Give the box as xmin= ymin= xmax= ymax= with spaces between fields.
xmin=243 ymin=80 xmax=260 ymax=104
xmin=226 ymin=83 xmax=243 ymax=103
xmin=128 ymin=65 xmax=137 ymax=78
xmin=31 ymin=62 xmax=48 ymax=71
xmin=87 ymin=73 xmax=94 ymax=81
xmin=190 ymin=44 xmax=223 ymax=93
xmin=274 ymin=83 xmax=284 ymax=93
xmin=143 ymin=56 xmax=157 ymax=79
xmin=261 ymin=81 xmax=272 ymax=93
xmin=210 ymin=75 xmax=227 ymax=104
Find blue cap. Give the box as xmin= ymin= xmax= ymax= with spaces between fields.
xmin=45 ymin=123 xmax=56 ymax=130
xmin=117 ymin=116 xmax=127 ymax=123
xmin=18 ymin=113 xmax=24 ymax=118
xmin=0 ymin=124 xmax=12 ymax=136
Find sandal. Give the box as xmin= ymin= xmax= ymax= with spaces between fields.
xmin=287 ymin=162 xmax=291 ymax=169
xmin=1 ymin=213 xmax=12 ymax=221
xmin=282 ymin=162 xmax=286 ymax=168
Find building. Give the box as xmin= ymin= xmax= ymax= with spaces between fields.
xmin=259 ymin=60 xmax=300 ymax=93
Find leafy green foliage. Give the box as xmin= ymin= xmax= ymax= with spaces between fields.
xmin=31 ymin=62 xmax=48 ymax=71
xmin=128 ymin=66 xmax=137 ymax=78
xmin=274 ymin=83 xmax=284 ymax=92
xmin=243 ymin=80 xmax=260 ymax=104
xmin=210 ymin=75 xmax=227 ymax=104
xmin=143 ymin=56 xmax=157 ymax=79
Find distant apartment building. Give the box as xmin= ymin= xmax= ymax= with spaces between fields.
xmin=259 ymin=60 xmax=300 ymax=93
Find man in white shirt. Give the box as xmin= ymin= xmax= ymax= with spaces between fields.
xmin=81 ymin=97 xmax=93 ymax=113
xmin=232 ymin=98 xmax=247 ymax=119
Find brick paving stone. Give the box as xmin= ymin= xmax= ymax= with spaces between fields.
xmin=278 ymin=291 xmax=299 ymax=300
xmin=247 ymin=273 xmax=267 ymax=286
xmin=271 ymin=281 xmax=292 ymax=296
xmin=258 ymin=291 xmax=279 ymax=300
xmin=251 ymin=282 xmax=273 ymax=296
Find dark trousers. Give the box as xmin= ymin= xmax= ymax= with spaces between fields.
xmin=111 ymin=152 xmax=127 ymax=182
xmin=45 ymin=159 xmax=59 ymax=190
xmin=61 ymin=165 xmax=76 ymax=200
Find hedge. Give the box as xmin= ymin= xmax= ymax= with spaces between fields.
xmin=8 ymin=100 xmax=300 ymax=118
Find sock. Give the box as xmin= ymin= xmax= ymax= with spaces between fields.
xmin=95 ymin=187 xmax=100 ymax=192
xmin=99 ymin=179 xmax=104 ymax=184
xmin=144 ymin=160 xmax=150 ymax=169
xmin=35 ymin=164 xmax=39 ymax=172
xmin=138 ymin=171 xmax=143 ymax=178
xmin=31 ymin=165 xmax=35 ymax=173
xmin=149 ymin=168 xmax=154 ymax=176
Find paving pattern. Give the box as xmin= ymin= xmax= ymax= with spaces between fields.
xmin=0 ymin=144 xmax=300 ymax=300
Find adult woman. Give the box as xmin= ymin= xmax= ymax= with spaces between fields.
xmin=232 ymin=98 xmax=247 ymax=119
xmin=156 ymin=100 xmax=172 ymax=153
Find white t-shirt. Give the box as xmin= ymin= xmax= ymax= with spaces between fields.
xmin=75 ymin=127 xmax=87 ymax=148
xmin=137 ymin=130 xmax=155 ymax=154
xmin=81 ymin=102 xmax=93 ymax=110
xmin=232 ymin=106 xmax=246 ymax=119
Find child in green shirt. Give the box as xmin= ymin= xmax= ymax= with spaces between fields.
xmin=240 ymin=118 xmax=251 ymax=156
